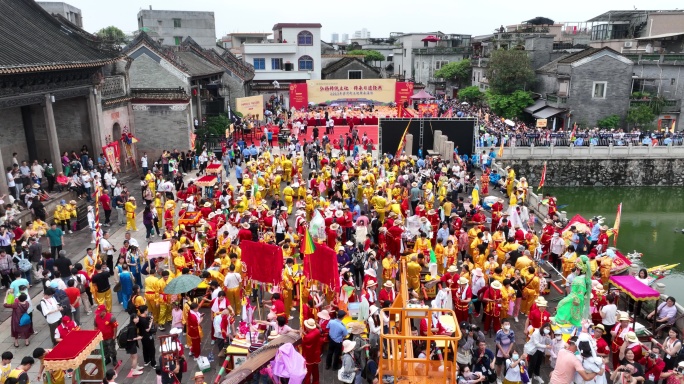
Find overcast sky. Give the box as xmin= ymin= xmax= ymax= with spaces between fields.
xmin=59 ymin=0 xmax=684 ymax=39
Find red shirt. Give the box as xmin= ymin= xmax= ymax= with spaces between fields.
xmin=639 ymin=356 xmax=666 ymax=382
xmin=595 ymin=337 xmax=610 ymax=356
xmin=65 ymin=287 xmax=81 ymax=308
xmin=379 ymin=288 xmax=395 ymax=304
xmin=237 ymin=228 xmax=252 ymax=243
xmin=94 ymin=312 xmax=118 ymax=340
xmin=100 ymin=193 xmax=111 ymax=210
xmin=272 ymin=299 xmax=285 ymax=317
xmin=301 ymin=329 xmax=324 ymax=364
xmin=528 ymin=308 xmax=550 ymax=329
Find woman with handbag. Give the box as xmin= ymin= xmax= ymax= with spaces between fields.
xmin=4 ymin=292 xmax=33 ymax=347
xmin=340 ymin=340 xmax=362 ymax=384
xmin=503 ymin=348 xmax=526 ymax=384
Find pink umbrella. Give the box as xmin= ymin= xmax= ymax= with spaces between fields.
xmin=410 ymin=89 xmax=435 ymax=100
xmin=421 ymin=35 xmax=440 ymax=42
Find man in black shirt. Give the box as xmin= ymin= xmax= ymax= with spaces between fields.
xmin=91 ymin=263 xmax=112 ymax=312
xmin=53 ymin=250 xmax=72 ymax=282
xmin=137 ymin=305 xmax=157 ymax=368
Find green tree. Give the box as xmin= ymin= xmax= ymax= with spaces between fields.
xmin=485 ymin=90 xmax=534 ymax=119
xmin=433 ymin=59 xmax=472 ymax=87
xmin=194 ymin=115 xmax=230 ymax=150
xmin=347 ymin=49 xmax=385 ymax=65
xmin=596 ymin=115 xmax=621 ymax=129
xmin=627 ymin=105 xmax=656 ymax=128
xmin=96 ymin=26 xmax=128 ymax=45
xmin=458 ymin=86 xmax=484 ymax=103
xmin=485 ymin=50 xmax=535 ymax=95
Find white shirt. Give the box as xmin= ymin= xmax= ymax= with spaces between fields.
xmin=6 ymin=172 xmax=14 ymax=187
xmin=601 ymin=304 xmax=617 ymax=325
xmin=41 ymin=296 xmax=62 ymax=324
xmin=127 ymin=237 xmax=140 ymax=248
xmin=32 ymin=164 xmax=44 ymax=179
xmin=223 ymin=272 xmax=242 ymax=289
xmin=141 ymin=156 xmax=148 ymax=167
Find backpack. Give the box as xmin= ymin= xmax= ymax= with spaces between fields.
xmin=127 ymin=294 xmax=140 ymax=315
xmin=53 ymin=289 xmax=72 ymax=315
xmin=352 ymin=251 xmax=364 ymax=269
xmin=117 ymin=325 xmax=130 ymax=349
xmin=15 ymin=252 xmax=32 ymax=273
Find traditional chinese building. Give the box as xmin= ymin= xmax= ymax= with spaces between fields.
xmin=0 ymin=0 xmax=130 ymax=192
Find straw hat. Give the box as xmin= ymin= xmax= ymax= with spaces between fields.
xmin=383 ymin=280 xmax=394 ymax=288
xmin=618 ymin=311 xmax=630 ymax=321
xmin=458 ymin=276 xmax=469 ymax=285
xmin=330 ymin=223 xmax=340 ymax=231
xmin=317 ymin=310 xmax=330 ymax=320
xmin=304 ymin=319 xmax=317 ymax=330
xmin=593 ymin=324 xmax=605 ymax=333
xmin=420 ymin=217 xmax=428 ymax=223
xmin=348 ymin=322 xmax=365 ymax=335
xmin=241 ymin=222 xmax=250 ymax=229
xmin=367 ymin=280 xmax=377 ymax=288
xmin=535 ymin=297 xmax=548 ymax=307
xmin=129 ymin=196 xmax=135 ymax=200
xmin=625 ymin=331 xmax=638 ymax=343
xmin=342 ymin=340 xmax=356 ymax=353
xmin=447 ymin=265 xmax=459 ymax=274
xmin=472 ymin=268 xmax=484 ymax=278
xmin=69 ymin=200 xmax=77 ymax=205
xmin=427 ymin=209 xmax=436 ymax=216
xmin=369 ymin=305 xmax=379 ymax=315
xmin=411 ymin=182 xmax=418 ymax=187
xmin=325 ymin=211 xmax=333 ymax=218
xmin=203 ymin=202 xmax=212 ymax=208
xmin=335 ymin=210 xmax=344 ymax=218
xmin=491 ymin=280 xmax=502 ymax=290
xmin=194 ymin=372 xmax=205 ymax=379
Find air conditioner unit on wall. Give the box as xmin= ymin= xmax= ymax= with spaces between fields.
xmin=624 ymin=41 xmax=633 ymax=48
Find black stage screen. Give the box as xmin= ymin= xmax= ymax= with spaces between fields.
xmin=378 ymin=118 xmax=476 ymax=157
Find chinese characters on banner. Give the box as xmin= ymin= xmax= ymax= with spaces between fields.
xmin=289 ymin=83 xmax=308 ymax=110
xmin=395 ymin=82 xmax=414 ymax=106
xmin=235 ymin=95 xmax=264 ymax=117
xmin=307 ymin=79 xmax=396 ymax=105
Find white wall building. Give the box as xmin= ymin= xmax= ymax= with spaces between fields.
xmin=137 ymin=9 xmax=216 ymax=49
xmin=341 ymin=33 xmax=349 ymax=44
xmin=354 ymin=28 xmax=371 ymax=39
xmin=241 ymin=23 xmax=322 ymax=84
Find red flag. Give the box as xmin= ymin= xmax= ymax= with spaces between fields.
xmin=240 ymin=240 xmax=284 ymax=284
xmin=395 ymin=119 xmax=412 ymax=158
xmin=613 ymin=203 xmax=622 ymax=247
xmin=303 ymin=243 xmax=340 ymax=291
xmin=402 ymin=108 xmax=414 ymax=118
xmin=537 ymin=161 xmax=547 ymax=191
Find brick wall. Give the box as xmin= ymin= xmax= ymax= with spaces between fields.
xmin=133 ymin=104 xmax=191 ymax=161
xmin=569 ymin=55 xmax=632 ymax=127
xmin=129 ymin=53 xmax=188 ymax=90
xmin=0 ymin=107 xmax=29 ymax=165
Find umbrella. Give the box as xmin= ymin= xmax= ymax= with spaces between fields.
xmin=163 ymin=274 xmax=202 ymax=294
xmin=421 ymin=35 xmax=440 ymax=42
xmin=318 ymin=102 xmax=328 ymax=106
xmin=330 ymin=103 xmax=339 ymax=107
xmin=504 ymin=119 xmax=515 ymax=127
xmin=524 ymin=17 xmax=554 ymax=26
xmin=461 ymin=101 xmax=469 ymax=105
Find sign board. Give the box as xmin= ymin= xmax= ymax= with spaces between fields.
xmin=536 ymin=119 xmax=548 ymax=128
xmin=235 ymin=95 xmax=264 ymax=117
xmin=289 ymin=83 xmax=308 ymax=110
xmin=307 ymin=79 xmax=396 ymax=105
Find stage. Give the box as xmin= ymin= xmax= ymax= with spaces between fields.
xmin=378 ymin=118 xmax=477 ymax=156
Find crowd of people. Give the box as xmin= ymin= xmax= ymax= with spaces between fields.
xmin=2 ymin=100 xmax=684 ymax=384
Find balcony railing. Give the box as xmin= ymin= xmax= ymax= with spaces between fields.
xmin=412 ymin=47 xmax=471 ymax=55
xmin=471 ymin=57 xmax=489 ymax=67
xmin=623 ymin=53 xmax=684 ymax=65
xmin=629 ymin=99 xmax=682 ymax=113
xmin=546 ymin=93 xmax=568 ymax=108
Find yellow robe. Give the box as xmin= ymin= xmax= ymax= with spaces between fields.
xmin=407 ymin=261 xmax=422 ymax=291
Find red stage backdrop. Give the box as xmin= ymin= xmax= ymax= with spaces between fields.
xmin=289 ymin=83 xmax=308 ymax=110
xmin=395 ymin=82 xmax=414 ymax=105
xmin=418 ymin=103 xmax=439 ymax=117
xmin=240 ymin=240 xmax=284 ymax=284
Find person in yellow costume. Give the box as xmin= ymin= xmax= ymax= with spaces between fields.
xmin=155 ymin=270 xmax=174 ymax=329
xmin=66 ymin=199 xmax=78 ymax=225
xmin=254 ymin=186 xmax=264 ymax=206
xmin=82 ymin=247 xmax=100 ymax=276
xmin=304 ymin=193 xmax=314 ymax=220
xmin=144 ymin=269 xmax=161 ymax=321
xmin=413 ymin=231 xmax=431 ymax=255
xmin=468 ymin=229 xmax=483 ymax=255
xmin=484 ymin=254 xmax=499 ymax=280
xmin=434 ymin=239 xmax=445 ymax=275
xmin=371 ymin=192 xmax=387 ymax=222
xmin=520 ymin=266 xmax=539 ymax=315
xmin=597 ymin=253 xmax=613 ymax=289
xmin=518 ymin=177 xmax=529 ymax=201
xmin=282 ymin=182 xmax=295 ymax=214
xmin=282 ymin=156 xmax=293 ymax=183
xmin=505 ymin=166 xmax=516 ymax=197
xmin=296 ymin=157 xmax=303 ymax=177
xmin=471 ymin=184 xmax=480 ymax=207
xmin=53 ymin=201 xmax=67 ymax=232
xmin=389 ymin=200 xmax=402 ymax=218
xmin=281 ymin=258 xmax=297 ymax=317
xmin=125 ymin=196 xmax=137 ymax=231
xmin=362 ymin=183 xmax=374 ymax=202
xmin=407 ymin=255 xmax=422 ymax=291
xmin=496 ymin=238 xmax=519 ymax=265
xmin=295 ymin=182 xmax=306 ymax=201
xmin=236 ymin=192 xmax=248 ymax=213
xmin=500 ymin=279 xmax=515 ymax=323
xmin=561 ymin=246 xmax=578 ymax=280
xmin=145 ymin=169 xmax=156 ymax=193
xmin=381 ymin=250 xmax=397 ymax=282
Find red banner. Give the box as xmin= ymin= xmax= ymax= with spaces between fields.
xmin=303 ymin=244 xmax=340 ymax=291
xmin=289 ymin=82 xmax=308 ymax=110
xmin=395 ymin=82 xmax=414 ymax=105
xmin=240 ymin=240 xmax=284 ymax=284
xmin=102 ymin=142 xmax=120 ymax=173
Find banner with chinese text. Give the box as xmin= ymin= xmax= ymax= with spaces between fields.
xmin=307 ymin=79 xmax=396 ymax=105
xmin=395 ymin=82 xmax=414 ymax=105
xmin=235 ymin=95 xmax=264 ymax=117
xmin=289 ymin=83 xmax=308 ymax=110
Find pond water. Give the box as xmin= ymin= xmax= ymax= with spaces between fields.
xmin=544 ymin=186 xmax=684 ymax=295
